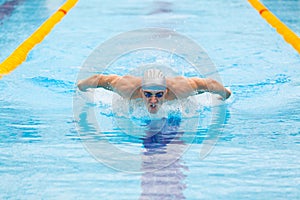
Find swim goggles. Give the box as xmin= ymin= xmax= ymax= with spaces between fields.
xmin=143 ymin=91 xmax=164 ymax=98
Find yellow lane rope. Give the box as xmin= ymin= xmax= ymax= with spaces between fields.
xmin=248 ymin=0 xmax=300 ymax=54
xmin=0 ymin=0 xmax=78 ymax=78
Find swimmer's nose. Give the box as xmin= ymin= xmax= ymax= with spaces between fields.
xmin=149 ymin=96 xmax=157 ymax=103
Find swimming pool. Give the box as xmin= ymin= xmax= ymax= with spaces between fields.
xmin=0 ymin=0 xmax=299 ymax=199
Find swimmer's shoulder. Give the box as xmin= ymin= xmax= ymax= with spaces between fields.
xmin=166 ymin=76 xmax=198 ymax=99
xmin=116 ymin=75 xmax=141 ymax=85
xmin=166 ymin=76 xmax=191 ymax=89
xmin=115 ymin=75 xmax=142 ymax=99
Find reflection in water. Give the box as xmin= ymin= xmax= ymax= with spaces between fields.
xmin=149 ymin=1 xmax=173 ymax=15
xmin=0 ymin=0 xmax=24 ymax=21
xmin=140 ymin=117 xmax=187 ymax=200
xmin=75 ymin=91 xmax=228 ymax=199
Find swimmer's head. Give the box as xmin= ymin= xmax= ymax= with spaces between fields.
xmin=142 ymin=68 xmax=167 ymax=91
xmin=141 ymin=68 xmax=167 ymax=114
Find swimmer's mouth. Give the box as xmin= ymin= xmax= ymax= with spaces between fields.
xmin=150 ymin=103 xmax=156 ymax=108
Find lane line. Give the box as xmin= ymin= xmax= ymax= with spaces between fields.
xmin=0 ymin=0 xmax=79 ymax=78
xmin=248 ymin=0 xmax=300 ymax=54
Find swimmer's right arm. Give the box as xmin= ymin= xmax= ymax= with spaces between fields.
xmin=77 ymin=74 xmax=120 ymax=92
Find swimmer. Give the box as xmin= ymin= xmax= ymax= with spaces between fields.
xmin=77 ymin=68 xmax=231 ymax=114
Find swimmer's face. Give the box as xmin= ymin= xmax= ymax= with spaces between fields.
xmin=141 ymin=89 xmax=167 ymax=114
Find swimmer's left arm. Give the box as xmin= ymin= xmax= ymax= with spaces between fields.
xmin=189 ymin=77 xmax=231 ymax=100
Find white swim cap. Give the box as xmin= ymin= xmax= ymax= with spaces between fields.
xmin=142 ymin=68 xmax=167 ymax=91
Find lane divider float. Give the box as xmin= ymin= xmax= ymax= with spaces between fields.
xmin=248 ymin=0 xmax=300 ymax=54
xmin=0 ymin=0 xmax=78 ymax=79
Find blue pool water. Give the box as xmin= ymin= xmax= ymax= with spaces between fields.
xmin=1 ymin=0 xmax=300 ymax=199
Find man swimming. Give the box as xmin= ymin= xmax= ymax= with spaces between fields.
xmin=77 ymin=68 xmax=231 ymax=114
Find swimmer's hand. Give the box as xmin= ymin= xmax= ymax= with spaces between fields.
xmin=217 ymin=87 xmax=231 ymax=100
xmin=225 ymin=87 xmax=232 ymax=99
xmin=77 ymin=75 xmax=101 ymax=92
xmin=77 ymin=80 xmax=88 ymax=92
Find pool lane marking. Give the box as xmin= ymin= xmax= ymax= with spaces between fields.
xmin=248 ymin=0 xmax=300 ymax=54
xmin=259 ymin=8 xmax=268 ymax=15
xmin=58 ymin=9 xmax=67 ymax=15
xmin=0 ymin=0 xmax=79 ymax=79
